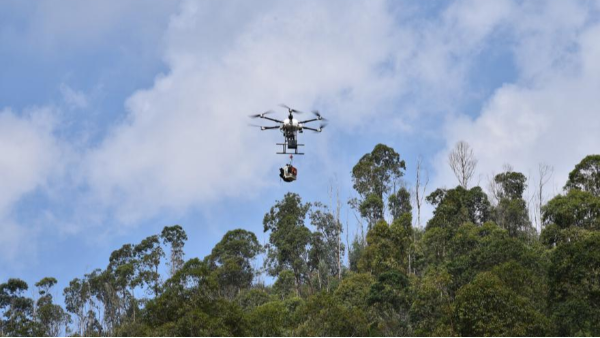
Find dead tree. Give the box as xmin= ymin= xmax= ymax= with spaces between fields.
xmin=448 ymin=141 xmax=478 ymax=189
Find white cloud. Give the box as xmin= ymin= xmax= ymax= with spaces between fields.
xmin=82 ymin=0 xmax=520 ymax=224
xmin=3 ymin=1 xmax=179 ymax=54
xmin=84 ymin=0 xmax=401 ymax=223
xmin=0 ymin=108 xmax=63 ymax=260
xmin=434 ymin=1 xmax=600 ymax=203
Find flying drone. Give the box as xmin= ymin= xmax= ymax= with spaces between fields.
xmin=250 ymin=104 xmax=327 ymax=182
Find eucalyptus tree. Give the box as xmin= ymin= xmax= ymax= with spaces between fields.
xmin=161 ymin=225 xmax=188 ymax=276
xmin=263 ymin=193 xmax=312 ymax=295
xmin=351 ymin=144 xmax=406 ymax=228
xmin=206 ymin=229 xmax=262 ymax=298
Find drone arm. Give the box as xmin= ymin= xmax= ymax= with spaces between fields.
xmin=261 ymin=116 xmax=284 ymax=123
xmin=261 ymin=126 xmax=280 ymax=130
xmin=299 ymin=118 xmax=320 ymax=124
xmin=302 ymin=126 xmax=322 ymax=132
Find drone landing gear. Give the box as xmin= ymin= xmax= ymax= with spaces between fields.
xmin=277 ymin=142 xmax=304 ymax=155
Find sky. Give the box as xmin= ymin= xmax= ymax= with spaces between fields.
xmin=1 ymin=0 xmax=600 ymax=293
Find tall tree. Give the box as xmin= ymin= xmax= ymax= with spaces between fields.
xmin=134 ymin=235 xmax=164 ymax=297
xmin=492 ymin=171 xmax=533 ymax=237
xmin=388 ymin=187 xmax=411 ymax=222
xmin=161 ymin=225 xmax=188 ymax=277
xmin=309 ymin=202 xmax=344 ymax=287
xmin=263 ymin=193 xmax=312 ymax=295
xmin=548 ymin=232 xmax=600 ymax=336
xmin=206 ymin=229 xmax=262 ymax=298
xmin=351 ymin=144 xmax=406 ymax=228
xmin=34 ymin=277 xmax=70 ymax=337
xmin=426 ymin=186 xmax=491 ymax=230
xmin=448 ymin=141 xmax=478 ymax=189
xmin=63 ymin=277 xmax=91 ymax=337
xmin=0 ymin=278 xmax=35 ymax=337
xmin=564 ymin=154 xmax=600 ymax=197
xmin=414 ymin=155 xmax=429 ymax=227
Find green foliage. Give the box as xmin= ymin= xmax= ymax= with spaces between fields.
xmin=564 ymin=154 xmax=600 ymax=196
xmin=263 ymin=193 xmax=312 ymax=294
xmin=495 ymin=171 xmax=527 ymax=200
xmin=454 ymin=272 xmax=550 ymax=336
xmin=334 ymin=273 xmax=374 ymax=311
xmin=426 ymin=186 xmax=491 ymax=231
xmin=206 ymin=229 xmax=262 ymax=298
xmin=7 ymin=153 xmax=600 ymax=337
xmin=161 ymin=225 xmax=188 ymax=276
xmin=352 ymin=144 xmax=406 ymax=228
xmin=409 ymin=267 xmax=455 ymax=336
xmin=548 ymin=232 xmax=600 ymax=336
xmin=388 ymin=187 xmax=412 ymax=222
xmin=296 ymin=292 xmax=369 ymax=336
xmin=542 ymin=189 xmax=600 ymax=230
xmin=358 ymin=219 xmax=411 ymax=275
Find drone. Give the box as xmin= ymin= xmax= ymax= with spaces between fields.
xmin=249 ymin=104 xmax=327 ymax=155
xmin=250 ymin=104 xmax=327 ymax=182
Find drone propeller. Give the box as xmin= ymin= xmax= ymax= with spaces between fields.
xmin=303 ymin=122 xmax=328 ymax=133
xmin=311 ymin=110 xmax=327 ymax=121
xmin=249 ymin=110 xmax=275 ymax=119
xmin=279 ymin=104 xmax=304 ymax=114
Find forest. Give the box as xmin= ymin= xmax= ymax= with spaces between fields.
xmin=1 ymin=143 xmax=599 ymax=337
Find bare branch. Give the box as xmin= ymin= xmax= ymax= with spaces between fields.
xmin=448 ymin=141 xmax=478 ymax=189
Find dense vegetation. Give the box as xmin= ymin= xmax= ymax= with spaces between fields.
xmin=2 ymin=145 xmax=600 ymax=336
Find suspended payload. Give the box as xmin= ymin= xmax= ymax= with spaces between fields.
xmin=280 ymin=163 xmax=297 ymax=182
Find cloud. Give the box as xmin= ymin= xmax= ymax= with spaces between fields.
xmin=0 ymin=107 xmax=64 ymax=261
xmin=434 ymin=0 xmax=600 ymax=202
xmin=60 ymin=83 xmax=88 ymax=110
xmin=83 ymin=0 xmax=397 ymax=223
xmin=2 ymin=1 xmax=179 ymax=54
xmin=82 ymin=0 xmax=519 ymax=224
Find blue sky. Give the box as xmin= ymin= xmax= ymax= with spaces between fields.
xmin=1 ymin=0 xmax=600 ymax=296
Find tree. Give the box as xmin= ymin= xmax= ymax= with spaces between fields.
xmin=448 ymin=140 xmax=477 ymax=189
xmin=564 ymin=154 xmax=600 ymax=197
xmin=388 ymin=187 xmax=411 ymax=222
xmin=414 ymin=155 xmax=429 ymax=227
xmin=534 ymin=163 xmax=553 ymax=231
xmin=548 ymin=232 xmax=600 ymax=336
xmin=206 ymin=229 xmax=262 ymax=298
xmin=63 ymin=277 xmax=90 ymax=336
xmin=426 ymin=186 xmax=491 ymax=231
xmin=263 ymin=193 xmax=312 ymax=295
xmin=309 ymin=202 xmax=344 ymax=287
xmin=542 ymin=189 xmax=600 ymax=230
xmin=367 ymin=270 xmax=411 ymax=336
xmin=134 ymin=235 xmax=164 ymax=297
xmin=492 ymin=171 xmax=533 ymax=237
xmin=352 ymin=144 xmax=406 ymax=228
xmin=34 ymin=277 xmax=70 ymax=337
xmin=161 ymin=225 xmax=188 ymax=276
xmin=409 ymin=267 xmax=454 ymax=336
xmin=107 ymin=243 xmax=138 ymax=324
xmin=358 ymin=219 xmax=411 ymax=275
xmin=454 ymin=272 xmax=549 ymax=336
xmin=0 ymin=278 xmax=35 ymax=336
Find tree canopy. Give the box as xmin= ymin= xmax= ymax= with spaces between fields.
xmin=2 ymin=146 xmax=599 ymax=337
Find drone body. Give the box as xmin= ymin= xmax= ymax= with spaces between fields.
xmin=250 ymin=105 xmax=327 ymax=182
